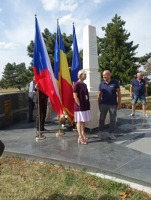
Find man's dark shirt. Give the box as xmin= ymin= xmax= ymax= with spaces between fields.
xmin=98 ymin=79 xmax=120 ymax=105
xmin=131 ymin=79 xmax=146 ymax=96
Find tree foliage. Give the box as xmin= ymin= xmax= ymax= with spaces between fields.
xmin=98 ymin=14 xmax=139 ymax=84
xmin=138 ymin=53 xmax=151 ymax=76
xmin=0 ymin=63 xmax=32 ymax=90
xmin=27 ymin=28 xmax=73 ymax=70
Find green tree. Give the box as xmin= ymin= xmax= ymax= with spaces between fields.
xmin=27 ymin=29 xmax=73 ymax=70
xmin=1 ymin=62 xmax=32 ymax=90
xmin=98 ymin=14 xmax=139 ymax=84
xmin=13 ymin=63 xmax=32 ymax=90
xmin=138 ymin=53 xmax=151 ymax=77
xmin=1 ymin=63 xmax=16 ymax=88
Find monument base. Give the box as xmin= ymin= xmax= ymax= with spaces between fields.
xmin=85 ymin=92 xmax=110 ymax=130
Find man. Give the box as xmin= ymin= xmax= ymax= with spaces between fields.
xmin=98 ymin=70 xmax=121 ymax=140
xmin=0 ymin=140 xmax=5 ymax=157
xmin=129 ymin=72 xmax=149 ymax=117
xmin=36 ymin=89 xmax=48 ymax=134
xmin=45 ymin=98 xmax=52 ymax=124
xmin=28 ymin=79 xmax=37 ymax=123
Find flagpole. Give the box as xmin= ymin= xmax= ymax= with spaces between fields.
xmin=36 ymin=89 xmax=46 ymax=140
xmin=55 ymin=19 xmax=65 ymax=137
xmin=34 ymin=15 xmax=45 ymax=141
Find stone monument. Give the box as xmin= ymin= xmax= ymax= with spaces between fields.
xmin=83 ymin=25 xmax=100 ymax=129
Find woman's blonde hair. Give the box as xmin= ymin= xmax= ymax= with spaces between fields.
xmin=78 ymin=69 xmax=86 ymax=79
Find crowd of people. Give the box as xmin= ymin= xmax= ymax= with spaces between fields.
xmin=27 ymin=69 xmax=149 ymax=143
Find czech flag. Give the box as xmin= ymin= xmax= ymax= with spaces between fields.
xmin=33 ymin=16 xmax=63 ymax=116
xmin=54 ymin=23 xmax=74 ymax=122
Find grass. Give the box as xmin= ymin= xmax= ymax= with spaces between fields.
xmin=0 ymin=157 xmax=151 ymax=200
xmin=0 ymin=88 xmax=22 ymax=94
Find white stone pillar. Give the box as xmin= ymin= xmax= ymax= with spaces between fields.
xmin=83 ymin=25 xmax=100 ymax=92
xmin=83 ymin=25 xmax=110 ymax=129
xmin=83 ymin=25 xmax=100 ymax=129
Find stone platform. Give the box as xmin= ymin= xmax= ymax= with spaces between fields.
xmin=1 ymin=109 xmax=151 ymax=193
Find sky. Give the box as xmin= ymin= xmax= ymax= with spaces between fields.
xmin=0 ymin=0 xmax=151 ymax=79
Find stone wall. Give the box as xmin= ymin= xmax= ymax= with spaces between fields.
xmin=0 ymin=92 xmax=28 ymax=129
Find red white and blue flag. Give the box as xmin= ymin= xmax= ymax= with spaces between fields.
xmin=33 ymin=16 xmax=63 ymax=116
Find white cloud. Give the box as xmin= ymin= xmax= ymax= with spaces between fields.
xmin=60 ymin=0 xmax=78 ymax=11
xmin=0 ymin=45 xmax=31 ymax=78
xmin=59 ymin=14 xmax=91 ymax=50
xmin=42 ymin=0 xmax=58 ymax=10
xmin=121 ymin=0 xmax=151 ymax=56
xmin=42 ymin=0 xmax=78 ymax=11
xmin=93 ymin=0 xmax=105 ymax=4
xmin=4 ymin=24 xmax=34 ymax=47
xmin=0 ymin=42 xmax=19 ymax=49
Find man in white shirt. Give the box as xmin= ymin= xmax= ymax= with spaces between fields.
xmin=28 ymin=79 xmax=37 ymax=123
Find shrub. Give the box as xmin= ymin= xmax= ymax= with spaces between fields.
xmin=124 ymin=84 xmax=130 ymax=91
xmin=147 ymin=85 xmax=151 ymax=96
xmin=121 ymin=100 xmax=151 ymax=110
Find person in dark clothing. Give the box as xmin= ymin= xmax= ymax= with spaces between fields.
xmin=129 ymin=72 xmax=149 ymax=118
xmin=0 ymin=140 xmax=5 ymax=156
xmin=36 ymin=90 xmax=48 ymax=134
xmin=73 ymin=69 xmax=91 ymax=145
xmin=98 ymin=70 xmax=121 ymax=140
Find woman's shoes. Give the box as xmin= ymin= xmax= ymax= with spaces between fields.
xmin=78 ymin=137 xmax=87 ymax=145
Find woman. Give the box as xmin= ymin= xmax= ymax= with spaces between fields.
xmin=73 ymin=69 xmax=91 ymax=144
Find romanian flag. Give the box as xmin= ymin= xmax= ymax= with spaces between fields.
xmin=54 ymin=23 xmax=74 ymax=122
xmin=33 ymin=16 xmax=63 ymax=116
xmin=71 ymin=24 xmax=81 ymax=82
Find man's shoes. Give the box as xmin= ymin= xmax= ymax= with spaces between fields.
xmin=129 ymin=113 xmax=135 ymax=117
xmin=108 ymin=133 xmax=116 ymax=140
xmin=40 ymin=128 xmax=48 ymax=131
xmin=98 ymin=131 xmax=104 ymax=140
xmin=28 ymin=119 xmax=36 ymax=123
xmin=143 ymin=114 xmax=149 ymax=118
xmin=45 ymin=121 xmax=51 ymax=125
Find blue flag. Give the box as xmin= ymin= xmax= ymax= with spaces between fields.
xmin=71 ymin=24 xmax=81 ymax=82
xmin=54 ymin=23 xmax=60 ymax=80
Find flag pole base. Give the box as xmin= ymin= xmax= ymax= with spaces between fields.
xmin=35 ymin=132 xmax=46 ymax=141
xmin=56 ymin=130 xmax=65 ymax=137
xmin=35 ymin=135 xmax=46 ymax=141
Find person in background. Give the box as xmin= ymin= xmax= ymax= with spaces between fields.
xmin=73 ymin=69 xmax=91 ymax=145
xmin=28 ymin=79 xmax=37 ymax=123
xmin=0 ymin=140 xmax=5 ymax=157
xmin=36 ymin=86 xmax=48 ymax=134
xmin=45 ymin=98 xmax=52 ymax=124
xmin=98 ymin=70 xmax=121 ymax=140
xmin=129 ymin=72 xmax=149 ymax=118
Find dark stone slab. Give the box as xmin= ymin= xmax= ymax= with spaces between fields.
xmin=0 ymin=92 xmax=28 ymax=129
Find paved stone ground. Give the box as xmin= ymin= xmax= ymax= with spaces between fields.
xmin=1 ymin=108 xmax=151 ymax=192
